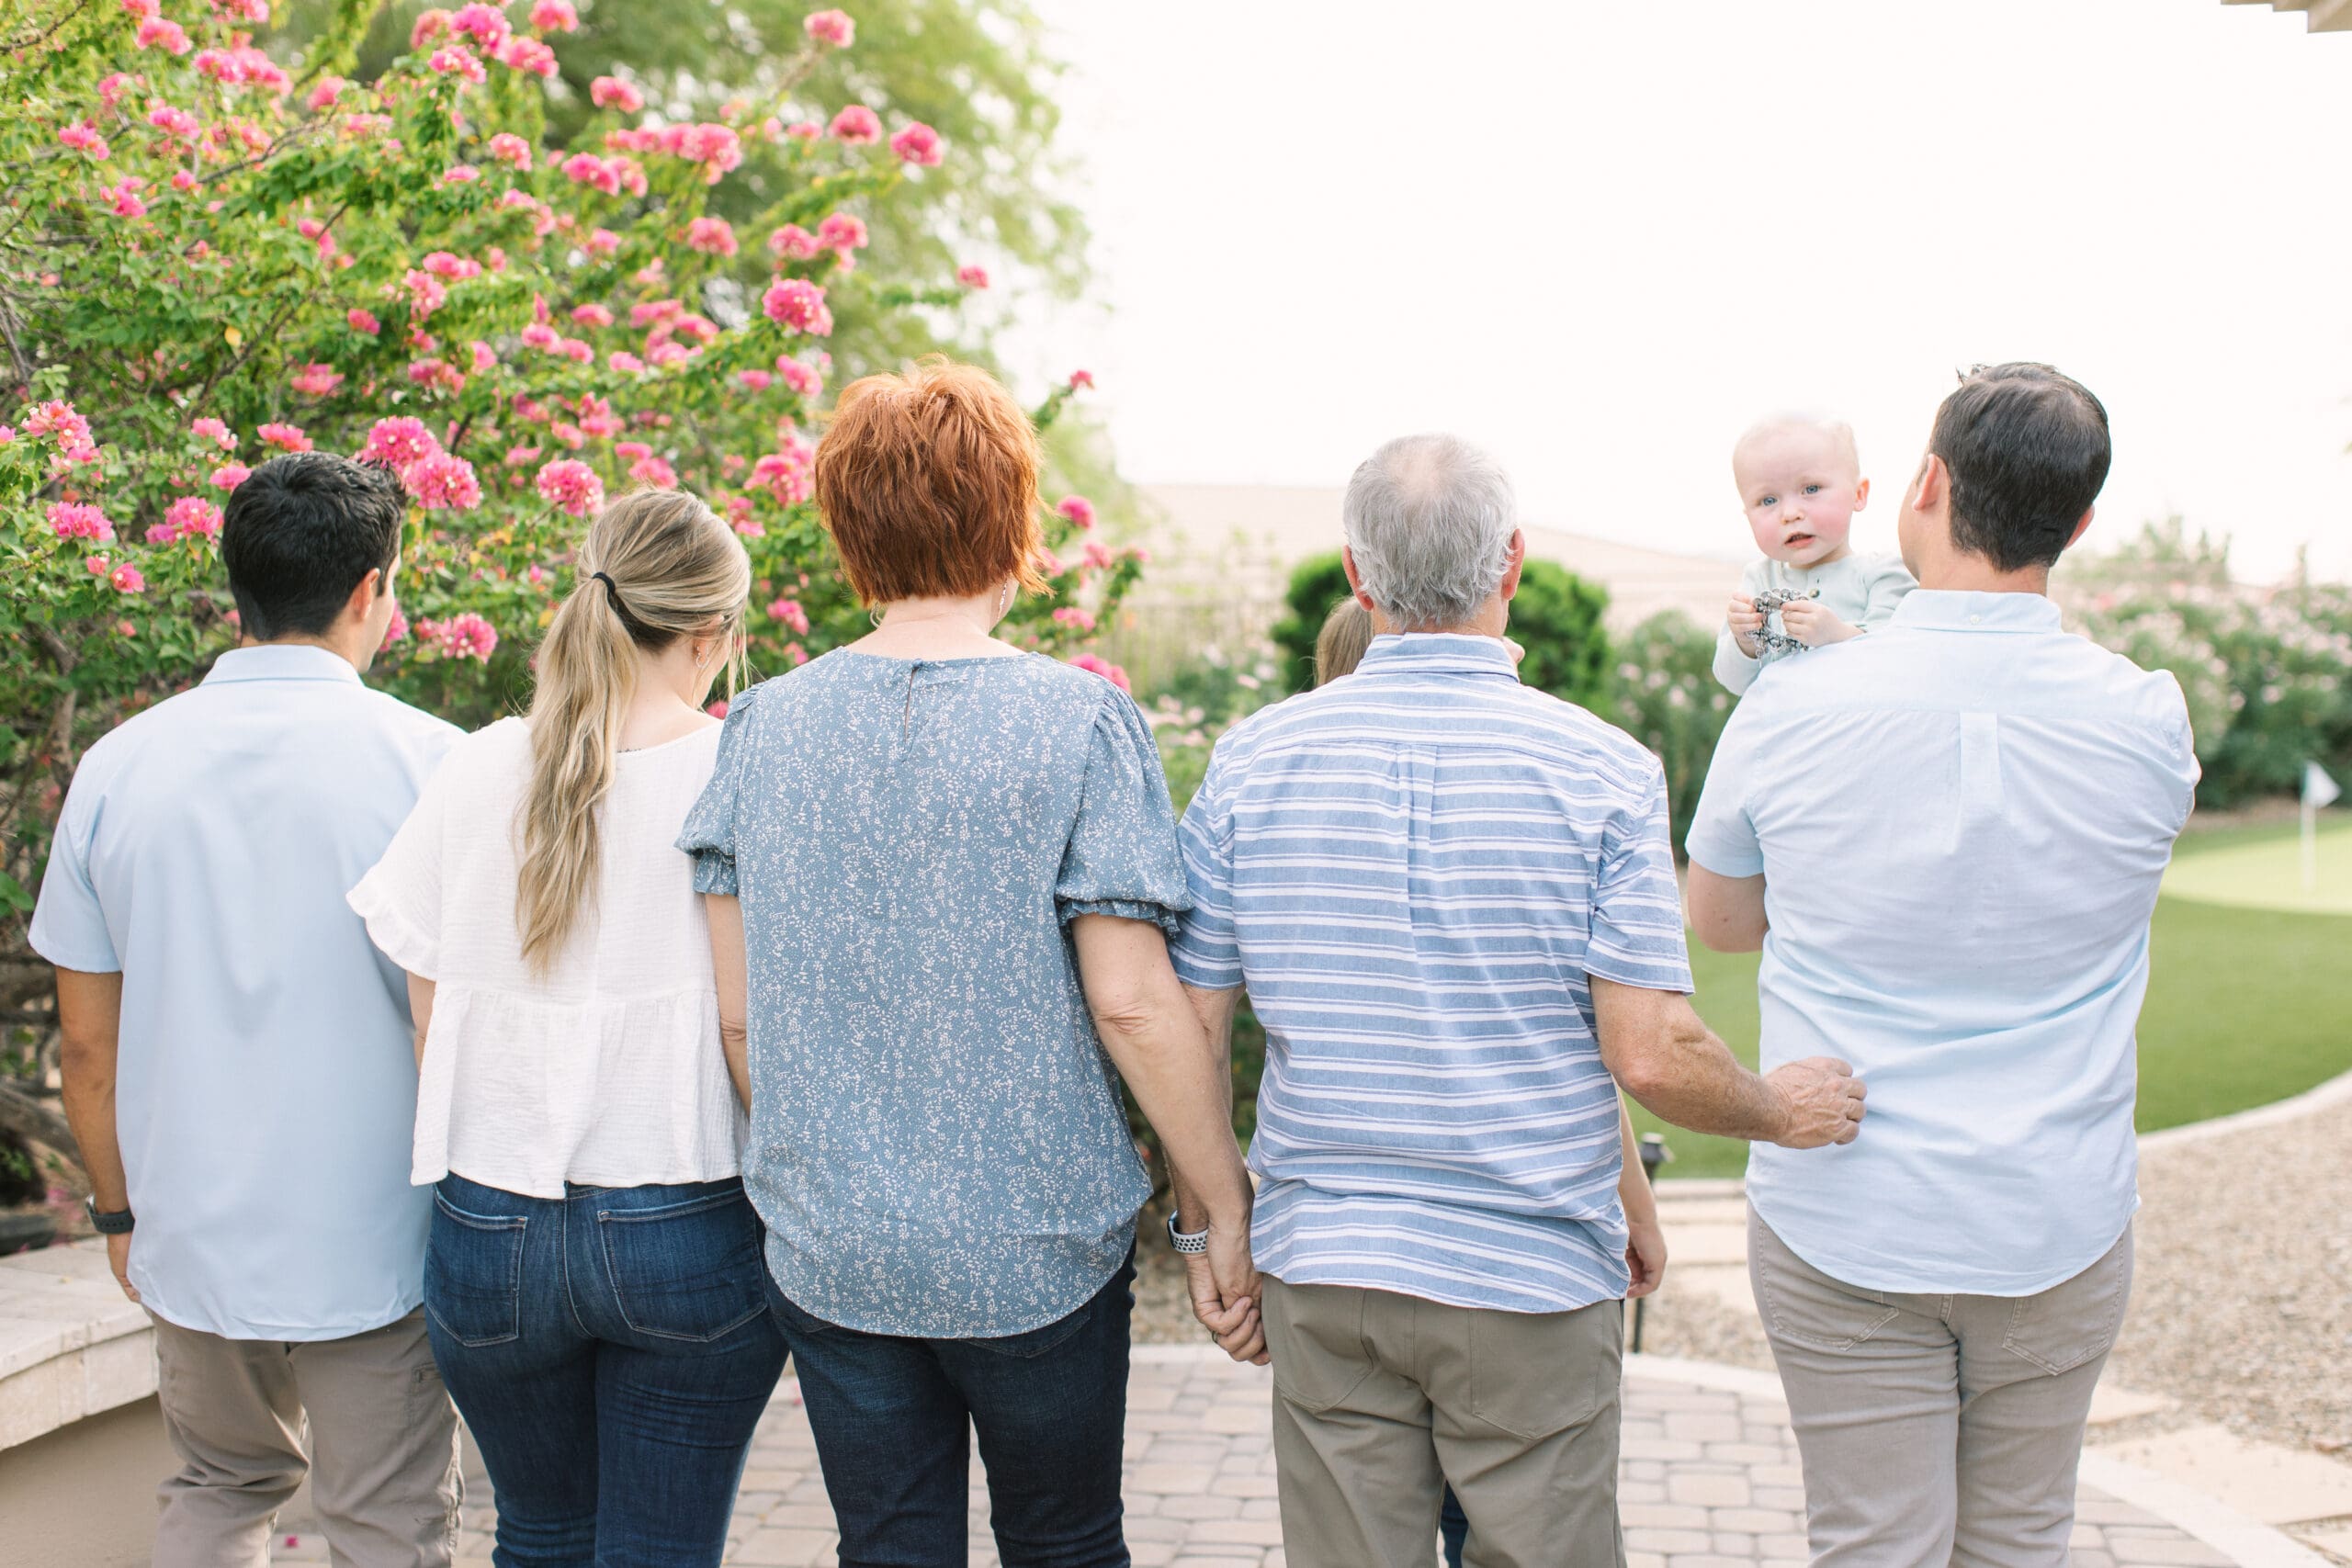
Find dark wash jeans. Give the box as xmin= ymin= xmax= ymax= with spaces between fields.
xmin=766 ymin=1250 xmax=1137 ymax=1568
xmin=423 ymin=1172 xmax=788 ymax=1568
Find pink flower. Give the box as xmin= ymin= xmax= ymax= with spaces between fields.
xmin=736 ymin=369 xmax=774 ymax=393
xmin=616 ymin=440 xmax=652 ymax=460
xmin=417 ymin=612 xmax=498 ymax=660
xmin=496 ymin=36 xmax=558 ymax=76
xmin=658 ymin=123 xmax=741 ymax=183
xmin=768 ymin=224 xmax=820 ymax=261
xmin=488 ymin=132 xmax=533 ymax=170
xmin=521 ymin=321 xmax=560 ymax=351
xmin=86 ymin=554 xmax=112 ymax=576
xmin=608 ymin=351 xmax=644 ymax=372
xmin=558 ymin=337 xmax=594 ymax=364
xmin=347 ymin=307 xmax=380 ymax=334
xmin=258 ymin=423 xmax=311 ymax=452
xmin=147 ymin=106 xmax=200 ymax=141
xmin=405 ymin=268 xmax=449 ymax=318
xmin=783 ymin=120 xmax=821 ymax=141
xmin=441 ymin=164 xmax=481 ymax=186
xmin=427 ymin=46 xmax=486 ymax=84
xmin=767 ymin=597 xmax=811 ymax=635
xmin=628 ymin=455 xmax=677 ymax=488
xmin=449 ymin=3 xmax=510 ymax=50
xmin=110 ymin=563 xmax=146 ymax=594
xmin=751 ymin=439 xmax=817 ymax=505
xmin=171 ymin=170 xmax=198 ymax=192
xmin=164 ymin=496 xmax=224 ymax=539
xmin=380 ymin=608 xmax=410 ymax=650
xmin=48 ymin=502 xmax=116 ymax=542
xmin=649 ymin=343 xmax=691 ymax=367
xmin=361 ymin=416 xmax=440 ymax=468
xmin=535 ymin=458 xmax=604 ymax=516
xmin=1068 ymin=652 xmax=1130 ymax=693
xmin=815 ymin=211 xmax=867 ymax=254
xmin=469 ymin=341 xmax=496 ymax=372
xmin=585 ymin=227 xmax=620 ymax=258
xmin=706 ymin=697 xmax=729 ymax=718
xmin=1053 ymin=606 xmax=1096 ymax=632
xmin=829 ymin=105 xmax=881 ymax=144
xmin=290 ymin=363 xmax=344 ymax=397
xmin=407 ymin=356 xmax=465 ymax=393
xmin=306 ymin=76 xmax=346 ymax=110
xmin=122 ymin=0 xmax=158 ymax=19
xmin=1081 ymin=539 xmax=1114 ymax=570
xmin=411 ymin=7 xmax=455 ymax=46
xmin=98 ymin=72 xmax=134 ymax=107
xmin=1057 ymin=494 xmax=1097 ymax=530
xmin=145 ymin=523 xmax=178 ymax=545
xmin=1068 ymin=369 xmax=1095 ymax=390
xmin=956 ymin=265 xmax=989 ymax=289
xmin=61 ymin=121 xmax=110 ymax=159
xmin=686 ymin=217 xmax=738 ymax=255
xmin=136 ymin=17 xmax=192 ymax=53
xmin=209 ymin=463 xmax=252 ymax=491
xmin=191 ymin=417 xmax=237 ymax=451
xmin=570 ymin=302 xmax=614 ymax=328
xmin=26 ymin=400 xmax=95 ymax=451
xmin=761 ymin=277 xmax=832 ymax=335
xmin=104 ymin=180 xmax=148 ymax=219
xmin=775 ymin=355 xmax=823 ymax=397
xmin=888 ymin=121 xmax=942 ymax=166
xmin=804 ymin=8 xmax=854 ymax=46
xmin=590 ymin=76 xmax=643 ymax=113
xmin=404 ymin=451 xmax=482 ymax=511
xmin=561 ymin=152 xmax=621 ymax=195
xmin=529 ymin=0 xmax=579 ymax=31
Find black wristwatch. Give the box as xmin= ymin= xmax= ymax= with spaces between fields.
xmin=85 ymin=1197 xmax=134 ymax=1235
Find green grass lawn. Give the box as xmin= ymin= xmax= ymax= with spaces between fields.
xmin=1640 ymin=823 xmax=2352 ymax=1179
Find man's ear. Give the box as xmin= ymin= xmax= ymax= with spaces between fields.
xmin=1498 ymin=527 xmax=1527 ymax=603
xmin=1911 ymin=453 xmax=1947 ymax=513
xmin=2066 ymin=504 xmax=2095 ymax=549
xmin=1342 ymin=545 xmax=1376 ymax=611
xmin=342 ymin=566 xmax=385 ymax=626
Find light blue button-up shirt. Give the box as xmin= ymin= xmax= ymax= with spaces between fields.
xmin=1689 ymin=591 xmax=2198 ymax=1296
xmin=1172 ymin=635 xmax=1693 ymax=1314
xmin=30 ymin=646 xmax=458 ymax=1339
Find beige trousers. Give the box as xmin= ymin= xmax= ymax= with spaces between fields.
xmin=1749 ymin=1211 xmax=2134 ymax=1568
xmin=149 ymin=1307 xmax=461 ymax=1568
xmin=1260 ymin=1275 xmax=1626 ymax=1568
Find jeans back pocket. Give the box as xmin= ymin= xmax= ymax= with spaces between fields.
xmin=597 ymin=1187 xmax=769 ymax=1345
xmin=424 ymin=1194 xmax=526 ymax=1348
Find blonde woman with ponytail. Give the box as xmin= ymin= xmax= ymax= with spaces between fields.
xmin=349 ymin=489 xmax=783 ymax=1567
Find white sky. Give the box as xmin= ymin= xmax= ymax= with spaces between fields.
xmin=1015 ymin=0 xmax=2352 ymax=581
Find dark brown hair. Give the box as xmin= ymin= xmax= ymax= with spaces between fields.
xmin=1928 ymin=363 xmax=2110 ymax=573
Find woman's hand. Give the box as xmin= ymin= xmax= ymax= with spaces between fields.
xmin=1187 ymin=1227 xmax=1268 ymax=1364
xmin=1625 ymin=1213 xmax=1668 ymax=1300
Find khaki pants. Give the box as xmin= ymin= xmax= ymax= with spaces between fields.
xmin=1260 ymin=1275 xmax=1625 ymax=1568
xmin=150 ymin=1308 xmax=461 ymax=1568
xmin=1749 ymin=1212 xmax=2134 ymax=1568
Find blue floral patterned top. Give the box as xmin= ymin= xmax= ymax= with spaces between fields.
xmin=677 ymin=650 xmax=1190 ymax=1337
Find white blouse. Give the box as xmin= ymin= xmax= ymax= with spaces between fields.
xmin=348 ymin=716 xmax=741 ymax=1198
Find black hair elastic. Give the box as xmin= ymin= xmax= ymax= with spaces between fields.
xmin=590 ymin=570 xmax=650 ymax=639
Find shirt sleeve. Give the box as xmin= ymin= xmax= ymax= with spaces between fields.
xmin=1057 ymin=688 xmax=1194 ymax=938
xmin=676 ymin=685 xmax=762 ymax=897
xmin=1713 ymin=558 xmax=1766 ymax=694
xmin=1856 ymin=555 xmax=1917 ymax=630
xmin=1586 ymin=760 xmax=1696 ymax=992
xmin=345 ymin=754 xmax=455 ymax=979
xmin=1685 ymin=701 xmax=1764 ymax=878
xmin=1168 ymin=744 xmax=1241 ymax=990
xmin=28 ymin=780 xmax=120 ymax=975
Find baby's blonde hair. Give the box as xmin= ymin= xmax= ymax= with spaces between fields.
xmin=1731 ymin=414 xmax=1861 ymax=481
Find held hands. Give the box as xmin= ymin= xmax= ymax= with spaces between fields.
xmin=1624 ymin=1213 xmax=1668 ymax=1300
xmin=1766 ymin=1056 xmax=1867 ymax=1148
xmin=1726 ymin=594 xmax=1765 ymax=659
xmin=1777 ymin=600 xmax=1859 ymax=648
xmin=107 ymin=1232 xmax=139 ymax=1303
xmin=1185 ymin=1221 xmax=1269 ymax=1366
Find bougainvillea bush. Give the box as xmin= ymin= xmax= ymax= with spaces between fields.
xmin=0 ymin=0 xmax=1138 ymax=1141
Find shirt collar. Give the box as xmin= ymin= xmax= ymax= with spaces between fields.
xmin=202 ymin=644 xmax=366 ymax=686
xmin=1889 ymin=590 xmax=2064 ymax=635
xmin=1353 ymin=632 xmax=1521 ymax=680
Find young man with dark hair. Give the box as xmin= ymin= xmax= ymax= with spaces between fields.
xmin=1686 ymin=364 xmax=2197 ymax=1566
xmin=33 ymin=452 xmax=465 ymax=1568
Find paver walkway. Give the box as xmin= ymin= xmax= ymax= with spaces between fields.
xmin=405 ymin=1348 xmax=2233 ymax=1568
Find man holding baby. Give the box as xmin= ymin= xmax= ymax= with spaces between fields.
xmin=1689 ymin=363 xmax=2199 ymax=1566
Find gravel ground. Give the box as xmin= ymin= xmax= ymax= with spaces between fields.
xmin=1631 ymin=1272 xmax=1777 ymax=1372
xmin=2109 ymin=1097 xmax=2352 ymax=1453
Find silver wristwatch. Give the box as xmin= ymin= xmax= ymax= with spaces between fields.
xmin=1166 ymin=1212 xmax=1210 ymax=1254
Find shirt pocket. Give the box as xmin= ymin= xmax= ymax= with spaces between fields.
xmin=596 ymin=1186 xmax=770 ymax=1345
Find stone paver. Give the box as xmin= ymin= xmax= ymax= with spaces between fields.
xmin=319 ymin=1352 xmax=2225 ymax=1568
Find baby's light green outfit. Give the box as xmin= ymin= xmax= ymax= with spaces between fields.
xmin=1713 ymin=553 xmax=1917 ymax=694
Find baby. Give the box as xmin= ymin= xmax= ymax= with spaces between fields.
xmin=1714 ymin=415 xmax=1915 ymax=694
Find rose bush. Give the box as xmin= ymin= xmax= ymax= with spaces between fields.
xmin=0 ymin=0 xmax=1140 ymax=1161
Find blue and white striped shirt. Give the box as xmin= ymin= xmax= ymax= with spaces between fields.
xmin=1171 ymin=634 xmax=1692 ymax=1313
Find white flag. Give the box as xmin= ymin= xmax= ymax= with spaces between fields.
xmin=2308 ymin=761 xmax=2343 ymax=810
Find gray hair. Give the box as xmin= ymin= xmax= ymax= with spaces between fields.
xmin=1340 ymin=434 xmax=1518 ymax=630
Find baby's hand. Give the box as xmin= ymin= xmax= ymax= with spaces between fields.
xmin=1726 ymin=594 xmax=1765 ymax=658
xmin=1780 ymin=600 xmax=1858 ymax=647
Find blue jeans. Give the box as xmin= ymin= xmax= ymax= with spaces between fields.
xmin=423 ymin=1173 xmax=787 ymax=1568
xmin=767 ymin=1251 xmax=1136 ymax=1568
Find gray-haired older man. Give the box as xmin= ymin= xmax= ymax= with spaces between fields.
xmin=1169 ymin=434 xmax=1865 ymax=1568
